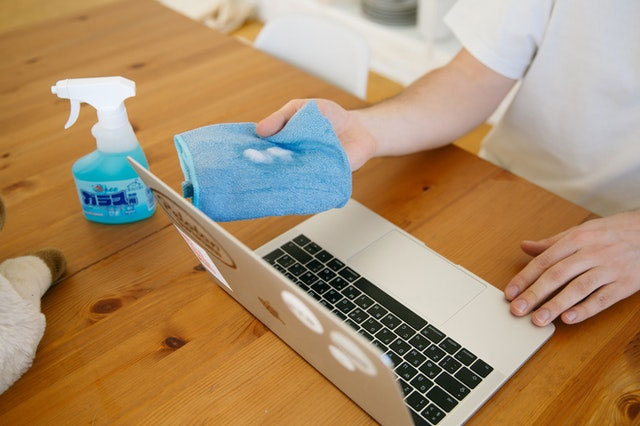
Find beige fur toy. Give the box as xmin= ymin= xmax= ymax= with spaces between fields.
xmin=158 ymin=0 xmax=256 ymax=34
xmin=0 ymin=196 xmax=66 ymax=394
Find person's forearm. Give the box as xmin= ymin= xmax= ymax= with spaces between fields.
xmin=353 ymin=49 xmax=516 ymax=157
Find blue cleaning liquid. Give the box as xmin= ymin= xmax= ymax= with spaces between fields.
xmin=72 ymin=144 xmax=155 ymax=224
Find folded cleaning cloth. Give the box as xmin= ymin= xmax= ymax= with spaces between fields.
xmin=174 ymin=101 xmax=351 ymax=221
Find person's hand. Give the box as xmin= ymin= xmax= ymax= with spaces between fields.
xmin=256 ymin=99 xmax=377 ymax=171
xmin=505 ymin=210 xmax=640 ymax=326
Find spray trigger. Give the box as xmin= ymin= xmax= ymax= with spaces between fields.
xmin=64 ymin=99 xmax=81 ymax=129
xmin=52 ymin=76 xmax=137 ymax=151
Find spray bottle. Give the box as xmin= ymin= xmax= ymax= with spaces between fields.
xmin=51 ymin=77 xmax=155 ymax=224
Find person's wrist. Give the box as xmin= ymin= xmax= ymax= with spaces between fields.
xmin=349 ymin=108 xmax=380 ymax=161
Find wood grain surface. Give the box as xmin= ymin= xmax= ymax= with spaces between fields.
xmin=0 ymin=1 xmax=638 ymax=424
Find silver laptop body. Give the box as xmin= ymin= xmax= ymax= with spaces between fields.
xmin=130 ymin=158 xmax=554 ymax=425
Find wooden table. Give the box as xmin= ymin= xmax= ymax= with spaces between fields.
xmin=0 ymin=1 xmax=638 ymax=424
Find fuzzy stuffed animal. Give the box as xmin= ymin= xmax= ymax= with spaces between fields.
xmin=0 ymin=196 xmax=66 ymax=394
xmin=158 ymin=0 xmax=256 ymax=34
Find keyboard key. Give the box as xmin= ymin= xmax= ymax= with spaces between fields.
xmin=386 ymin=350 xmax=403 ymax=367
xmin=318 ymin=299 xmax=331 ymax=310
xmin=440 ymin=356 xmax=462 ymax=374
xmin=409 ymin=334 xmax=430 ymax=351
xmin=372 ymin=340 xmax=388 ymax=353
xmin=293 ymin=234 xmax=311 ymax=246
xmin=275 ymin=254 xmax=295 ymax=268
xmin=296 ymin=282 xmax=309 ymax=291
xmin=395 ymin=362 xmax=418 ymax=381
xmin=439 ymin=337 xmax=461 ymax=355
xmin=326 ymin=258 xmax=345 ymax=271
xmin=287 ymin=263 xmax=306 ymax=277
xmin=345 ymin=318 xmax=360 ymax=330
xmin=315 ymin=250 xmax=333 ymax=263
xmin=470 ymin=359 xmax=494 ymax=378
xmin=422 ymin=404 xmax=445 ymax=425
xmin=332 ymin=309 xmax=347 ymax=321
xmin=310 ymin=280 xmax=330 ymax=295
xmin=306 ymin=259 xmax=324 ymax=273
xmin=406 ymin=391 xmax=429 ymax=412
xmin=353 ymin=294 xmax=374 ymax=310
xmin=357 ymin=329 xmax=374 ymax=341
xmin=396 ymin=324 xmax=415 ymax=340
xmin=410 ymin=410 xmax=430 ymax=426
xmin=421 ymin=324 xmax=445 ymax=344
xmin=435 ymin=371 xmax=470 ymax=401
xmin=362 ymin=318 xmax=383 ymax=335
xmin=328 ymin=276 xmax=349 ymax=291
xmin=410 ymin=373 xmax=433 ymax=394
xmin=455 ymin=348 xmax=478 ymax=366
xmin=455 ymin=367 xmax=481 ymax=389
xmin=306 ymin=290 xmax=321 ymax=301
xmin=298 ymin=271 xmax=319 ymax=286
xmin=424 ymin=345 xmax=446 ymax=362
xmin=375 ymin=327 xmax=398 ymax=345
xmin=317 ymin=268 xmax=337 ymax=282
xmin=285 ymin=272 xmax=297 ymax=281
xmin=336 ymin=298 xmax=356 ymax=314
xmin=367 ymin=304 xmax=388 ymax=320
xmin=419 ymin=360 xmax=442 ymax=380
xmin=380 ymin=313 xmax=401 ymax=329
xmin=323 ymin=289 xmax=342 ymax=304
xmin=281 ymin=242 xmax=312 ymax=264
xmin=426 ymin=386 xmax=458 ymax=412
xmin=338 ymin=267 xmax=360 ymax=282
xmin=348 ymin=308 xmax=370 ymax=324
xmin=398 ymin=379 xmax=413 ymax=396
xmin=342 ymin=285 xmax=362 ymax=300
xmin=404 ymin=349 xmax=427 ymax=368
xmin=389 ymin=338 xmax=411 ymax=356
xmin=274 ymin=264 xmax=287 ymax=274
xmin=353 ymin=277 xmax=428 ymax=331
xmin=303 ymin=242 xmax=322 ymax=255
xmin=263 ymin=248 xmax=284 ymax=264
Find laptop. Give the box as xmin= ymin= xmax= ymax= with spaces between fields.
xmin=129 ymin=158 xmax=554 ymax=425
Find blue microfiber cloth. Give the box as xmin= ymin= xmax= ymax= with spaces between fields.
xmin=174 ymin=101 xmax=351 ymax=222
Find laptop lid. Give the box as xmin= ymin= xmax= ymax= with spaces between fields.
xmin=128 ymin=158 xmax=414 ymax=425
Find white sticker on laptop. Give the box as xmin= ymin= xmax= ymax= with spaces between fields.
xmin=281 ymin=290 xmax=323 ymax=334
xmin=330 ymin=331 xmax=376 ymax=376
xmin=176 ymin=227 xmax=232 ymax=292
xmin=329 ymin=344 xmax=356 ymax=372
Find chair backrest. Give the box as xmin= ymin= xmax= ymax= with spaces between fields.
xmin=254 ymin=15 xmax=370 ymax=99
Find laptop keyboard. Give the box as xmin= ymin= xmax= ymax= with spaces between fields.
xmin=263 ymin=235 xmax=494 ymax=426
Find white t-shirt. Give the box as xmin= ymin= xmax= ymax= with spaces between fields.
xmin=445 ymin=0 xmax=640 ymax=216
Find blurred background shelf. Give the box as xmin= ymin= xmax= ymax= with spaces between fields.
xmin=257 ymin=0 xmax=461 ymax=87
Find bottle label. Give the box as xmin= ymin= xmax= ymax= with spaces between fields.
xmin=75 ymin=177 xmax=155 ymax=220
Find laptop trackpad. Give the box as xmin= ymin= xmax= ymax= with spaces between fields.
xmin=347 ymin=230 xmax=486 ymax=326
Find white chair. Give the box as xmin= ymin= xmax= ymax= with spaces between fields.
xmin=254 ymin=15 xmax=370 ymax=99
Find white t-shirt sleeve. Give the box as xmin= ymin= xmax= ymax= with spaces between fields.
xmin=444 ymin=0 xmax=555 ymax=79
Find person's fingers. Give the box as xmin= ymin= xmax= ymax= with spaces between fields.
xmin=559 ymin=281 xmax=627 ymax=324
xmin=505 ymin=212 xmax=640 ymax=325
xmin=528 ymin=267 xmax=613 ymax=326
xmin=509 ymin=251 xmax=597 ymax=317
xmin=256 ymin=99 xmax=309 ymax=137
xmin=520 ymin=228 xmax=571 ymax=256
xmin=505 ymin=234 xmax=580 ymax=301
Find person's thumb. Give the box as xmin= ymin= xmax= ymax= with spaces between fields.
xmin=256 ymin=99 xmax=309 ymax=137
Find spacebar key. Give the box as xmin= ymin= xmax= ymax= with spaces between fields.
xmin=353 ymin=277 xmax=428 ymax=331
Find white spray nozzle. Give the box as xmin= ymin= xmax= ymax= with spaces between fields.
xmin=51 ymin=77 xmax=135 ymax=129
xmin=51 ymin=76 xmax=139 ymax=153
